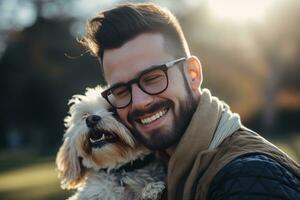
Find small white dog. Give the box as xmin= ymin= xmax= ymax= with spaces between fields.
xmin=56 ymin=86 xmax=166 ymax=200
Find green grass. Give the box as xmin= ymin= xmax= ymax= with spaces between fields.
xmin=0 ymin=150 xmax=72 ymax=200
xmin=0 ymin=135 xmax=299 ymax=200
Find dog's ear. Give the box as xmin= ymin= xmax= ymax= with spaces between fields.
xmin=56 ymin=137 xmax=87 ymax=189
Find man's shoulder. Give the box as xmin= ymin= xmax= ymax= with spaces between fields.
xmin=207 ymin=153 xmax=300 ymax=200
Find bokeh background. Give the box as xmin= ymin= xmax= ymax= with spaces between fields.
xmin=0 ymin=0 xmax=299 ymax=199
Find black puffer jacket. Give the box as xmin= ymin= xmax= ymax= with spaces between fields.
xmin=207 ymin=154 xmax=300 ymax=200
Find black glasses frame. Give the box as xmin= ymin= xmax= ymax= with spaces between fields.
xmin=101 ymin=57 xmax=186 ymax=109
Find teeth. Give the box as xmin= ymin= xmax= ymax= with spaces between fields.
xmin=89 ymin=134 xmax=105 ymax=143
xmin=141 ymin=109 xmax=167 ymax=125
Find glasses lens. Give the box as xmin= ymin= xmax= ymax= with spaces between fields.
xmin=139 ymin=69 xmax=168 ymax=94
xmin=107 ymin=85 xmax=131 ymax=108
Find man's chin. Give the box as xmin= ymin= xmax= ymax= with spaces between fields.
xmin=131 ymin=127 xmax=181 ymax=150
xmin=127 ymin=93 xmax=197 ymax=150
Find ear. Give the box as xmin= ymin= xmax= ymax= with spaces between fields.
xmin=56 ymin=137 xmax=86 ymax=189
xmin=184 ymin=56 xmax=202 ymax=92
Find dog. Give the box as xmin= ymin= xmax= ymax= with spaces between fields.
xmin=56 ymin=86 xmax=166 ymax=200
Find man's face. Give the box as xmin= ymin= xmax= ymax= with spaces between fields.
xmin=103 ymin=33 xmax=199 ymax=150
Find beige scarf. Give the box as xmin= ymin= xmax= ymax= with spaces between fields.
xmin=208 ymin=101 xmax=242 ymax=150
xmin=167 ymin=88 xmax=242 ymax=199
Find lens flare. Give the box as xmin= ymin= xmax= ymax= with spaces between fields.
xmin=208 ymin=0 xmax=279 ymax=23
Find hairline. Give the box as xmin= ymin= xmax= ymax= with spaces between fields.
xmin=101 ymin=31 xmax=186 ymax=83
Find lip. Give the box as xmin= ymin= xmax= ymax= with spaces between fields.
xmin=138 ymin=108 xmax=166 ymax=123
xmin=134 ymin=107 xmax=170 ymax=131
xmin=128 ymin=100 xmax=174 ymax=133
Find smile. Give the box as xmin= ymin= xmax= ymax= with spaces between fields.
xmin=140 ymin=108 xmax=168 ymax=125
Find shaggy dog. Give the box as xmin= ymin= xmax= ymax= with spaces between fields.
xmin=56 ymin=86 xmax=166 ymax=200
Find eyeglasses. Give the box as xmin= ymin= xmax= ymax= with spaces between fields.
xmin=101 ymin=57 xmax=186 ymax=109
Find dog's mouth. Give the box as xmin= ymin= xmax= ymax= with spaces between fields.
xmin=88 ymin=129 xmax=118 ymax=148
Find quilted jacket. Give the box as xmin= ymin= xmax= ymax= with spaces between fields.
xmin=167 ymin=90 xmax=300 ymax=200
xmin=207 ymin=153 xmax=300 ymax=200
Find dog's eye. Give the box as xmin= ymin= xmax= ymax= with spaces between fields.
xmin=82 ymin=113 xmax=90 ymax=119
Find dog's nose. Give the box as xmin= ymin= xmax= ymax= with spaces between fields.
xmin=86 ymin=115 xmax=101 ymax=128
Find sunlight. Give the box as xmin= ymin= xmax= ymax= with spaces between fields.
xmin=208 ymin=0 xmax=279 ymax=23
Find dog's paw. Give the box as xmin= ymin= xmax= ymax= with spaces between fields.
xmin=141 ymin=181 xmax=165 ymax=200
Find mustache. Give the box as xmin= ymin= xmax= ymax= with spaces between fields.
xmin=128 ymin=100 xmax=173 ymax=121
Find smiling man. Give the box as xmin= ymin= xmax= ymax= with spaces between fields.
xmin=80 ymin=3 xmax=300 ymax=200
xmin=102 ymin=33 xmax=198 ymax=151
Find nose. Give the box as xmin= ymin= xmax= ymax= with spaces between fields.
xmin=131 ymin=84 xmax=153 ymax=109
xmin=86 ymin=115 xmax=101 ymax=128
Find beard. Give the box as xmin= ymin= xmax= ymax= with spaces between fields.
xmin=127 ymin=87 xmax=198 ymax=150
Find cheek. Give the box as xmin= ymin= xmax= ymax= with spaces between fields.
xmin=117 ymin=109 xmax=130 ymax=125
xmin=165 ymin=79 xmax=186 ymax=99
xmin=166 ymin=86 xmax=189 ymax=113
xmin=167 ymin=71 xmax=187 ymax=94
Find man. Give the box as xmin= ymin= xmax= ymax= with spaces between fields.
xmin=80 ymin=3 xmax=300 ymax=199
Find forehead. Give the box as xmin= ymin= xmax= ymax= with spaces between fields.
xmin=102 ymin=33 xmax=173 ymax=85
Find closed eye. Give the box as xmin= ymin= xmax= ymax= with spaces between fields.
xmin=142 ymin=74 xmax=165 ymax=86
xmin=112 ymin=87 xmax=129 ymax=98
xmin=144 ymin=74 xmax=164 ymax=82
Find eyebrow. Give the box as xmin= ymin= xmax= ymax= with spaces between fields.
xmin=109 ymin=63 xmax=165 ymax=89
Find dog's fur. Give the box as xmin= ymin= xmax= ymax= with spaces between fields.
xmin=56 ymin=86 xmax=166 ymax=200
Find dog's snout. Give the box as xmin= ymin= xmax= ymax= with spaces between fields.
xmin=86 ymin=115 xmax=101 ymax=128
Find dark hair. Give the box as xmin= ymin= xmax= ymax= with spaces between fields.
xmin=80 ymin=3 xmax=190 ymax=79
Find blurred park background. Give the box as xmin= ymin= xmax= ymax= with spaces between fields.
xmin=0 ymin=0 xmax=299 ymax=199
